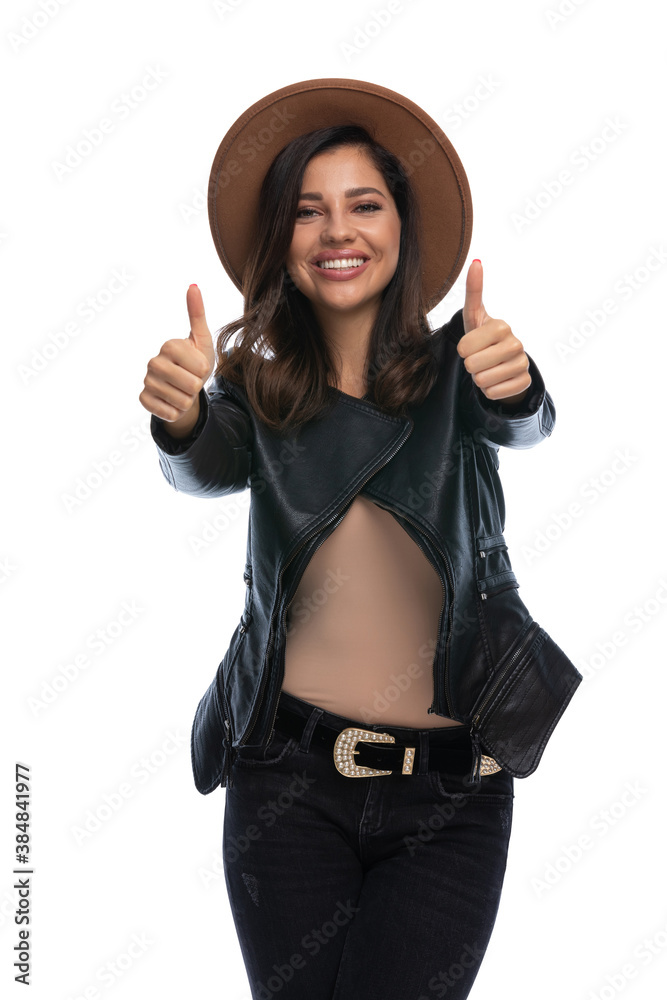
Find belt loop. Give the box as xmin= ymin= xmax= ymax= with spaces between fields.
xmin=299 ymin=707 xmax=324 ymax=752
xmin=417 ymin=731 xmax=430 ymax=775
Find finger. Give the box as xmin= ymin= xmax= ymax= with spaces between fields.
xmin=139 ymin=387 xmax=191 ymax=422
xmin=470 ymin=355 xmax=531 ymax=392
xmin=476 ymin=371 xmax=532 ymax=401
xmin=144 ymin=365 xmax=199 ymax=409
xmin=461 ymin=325 xmax=522 ymax=372
xmin=463 ymin=259 xmax=484 ymax=329
xmin=186 ymin=284 xmax=212 ymax=352
xmin=149 ymin=348 xmax=203 ymax=394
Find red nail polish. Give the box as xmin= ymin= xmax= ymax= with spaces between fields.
xmin=473 ymin=259 xmax=481 ymax=264
xmin=189 ymin=283 xmax=198 ymax=288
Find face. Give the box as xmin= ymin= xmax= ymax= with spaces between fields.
xmin=285 ymin=146 xmax=401 ymax=330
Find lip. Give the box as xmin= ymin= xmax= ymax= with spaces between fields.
xmin=309 ymin=256 xmax=371 ymax=281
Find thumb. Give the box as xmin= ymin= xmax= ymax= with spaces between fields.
xmin=186 ymin=284 xmax=215 ymax=375
xmin=462 ymin=259 xmax=487 ymax=335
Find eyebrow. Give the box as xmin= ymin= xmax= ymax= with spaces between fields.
xmin=297 ymin=186 xmax=386 ymax=200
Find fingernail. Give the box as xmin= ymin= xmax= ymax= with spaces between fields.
xmin=473 ymin=259 xmax=481 ymax=264
xmin=189 ymin=283 xmax=198 ymax=288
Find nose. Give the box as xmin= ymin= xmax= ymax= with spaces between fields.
xmin=321 ymin=206 xmax=357 ymax=245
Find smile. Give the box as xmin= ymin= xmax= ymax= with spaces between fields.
xmin=309 ymin=257 xmax=371 ymax=281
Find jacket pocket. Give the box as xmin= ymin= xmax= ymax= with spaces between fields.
xmin=190 ymin=567 xmax=255 ymax=793
xmin=475 ymin=532 xmax=519 ymax=599
xmin=190 ymin=664 xmax=228 ymax=795
xmin=468 ymin=619 xmax=583 ymax=782
xmin=190 ymin=637 xmax=246 ymax=794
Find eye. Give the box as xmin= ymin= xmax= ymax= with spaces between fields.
xmin=295 ymin=201 xmax=383 ymax=219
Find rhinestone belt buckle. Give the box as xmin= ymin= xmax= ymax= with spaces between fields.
xmin=333 ymin=727 xmax=415 ymax=777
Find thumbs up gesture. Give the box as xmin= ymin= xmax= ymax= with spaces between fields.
xmin=139 ymin=284 xmax=216 ymax=428
xmin=457 ymin=260 xmax=531 ymax=405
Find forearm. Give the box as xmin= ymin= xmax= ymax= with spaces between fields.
xmin=465 ymin=353 xmax=555 ymax=449
xmin=150 ymin=383 xmax=253 ymax=497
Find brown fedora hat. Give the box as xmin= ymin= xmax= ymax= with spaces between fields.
xmin=208 ymin=77 xmax=473 ymax=312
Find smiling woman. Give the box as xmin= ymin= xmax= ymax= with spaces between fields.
xmin=140 ymin=77 xmax=582 ymax=1000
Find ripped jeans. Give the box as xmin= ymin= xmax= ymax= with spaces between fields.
xmin=222 ymin=689 xmax=514 ymax=1000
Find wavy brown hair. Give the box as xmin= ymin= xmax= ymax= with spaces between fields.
xmin=212 ymin=123 xmax=440 ymax=435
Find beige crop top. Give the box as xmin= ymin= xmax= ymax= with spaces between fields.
xmin=281 ymin=494 xmax=465 ymax=728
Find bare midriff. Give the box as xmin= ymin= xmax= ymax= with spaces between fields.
xmin=281 ymin=494 xmax=465 ymax=729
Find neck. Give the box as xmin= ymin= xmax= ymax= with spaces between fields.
xmin=313 ymin=301 xmax=377 ymax=388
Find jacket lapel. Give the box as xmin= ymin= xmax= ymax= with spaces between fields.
xmin=251 ymin=388 xmax=413 ymax=572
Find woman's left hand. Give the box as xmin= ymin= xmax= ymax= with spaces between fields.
xmin=457 ymin=260 xmax=532 ymax=404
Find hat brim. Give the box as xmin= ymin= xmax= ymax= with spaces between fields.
xmin=208 ymin=77 xmax=473 ymax=313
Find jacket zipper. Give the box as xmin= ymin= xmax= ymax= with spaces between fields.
xmin=468 ymin=619 xmax=541 ymax=783
xmin=267 ymin=499 xmax=357 ymax=739
xmin=240 ymin=417 xmax=414 ymax=748
xmin=240 ymin=505 xmax=351 ymax=747
xmin=364 ymin=497 xmax=455 ymax=719
xmin=220 ymin=679 xmax=236 ymax=789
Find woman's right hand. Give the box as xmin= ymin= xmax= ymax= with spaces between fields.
xmin=139 ymin=284 xmax=216 ymax=423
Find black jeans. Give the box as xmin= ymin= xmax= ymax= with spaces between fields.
xmin=223 ymin=690 xmax=514 ymax=1000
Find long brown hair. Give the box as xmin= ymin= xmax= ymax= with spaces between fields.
xmin=212 ymin=123 xmax=440 ymax=435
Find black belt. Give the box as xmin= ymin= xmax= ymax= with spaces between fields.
xmin=273 ymin=704 xmax=501 ymax=777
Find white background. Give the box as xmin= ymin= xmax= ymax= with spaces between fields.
xmin=2 ymin=0 xmax=666 ymax=997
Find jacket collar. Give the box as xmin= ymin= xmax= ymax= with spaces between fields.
xmin=249 ymin=386 xmax=414 ymax=573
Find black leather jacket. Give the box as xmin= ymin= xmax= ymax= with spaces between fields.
xmin=150 ymin=307 xmax=582 ymax=794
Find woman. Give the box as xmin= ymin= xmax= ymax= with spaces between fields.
xmin=140 ymin=79 xmax=582 ymax=999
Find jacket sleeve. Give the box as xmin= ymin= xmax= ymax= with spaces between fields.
xmin=149 ymin=378 xmax=252 ymax=497
xmin=450 ymin=307 xmax=556 ymax=450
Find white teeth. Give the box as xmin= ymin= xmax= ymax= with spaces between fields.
xmin=315 ymin=257 xmax=367 ymax=269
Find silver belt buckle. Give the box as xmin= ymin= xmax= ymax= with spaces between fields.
xmin=333 ymin=727 xmax=415 ymax=777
